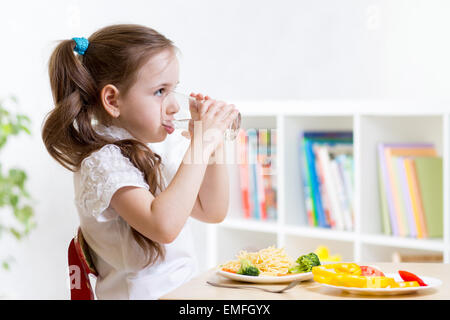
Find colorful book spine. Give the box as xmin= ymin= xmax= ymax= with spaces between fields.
xmin=305 ymin=139 xmax=327 ymax=227
xmin=395 ymin=157 xmax=417 ymax=238
xmin=314 ymin=145 xmax=334 ymax=228
xmin=378 ymin=143 xmax=436 ymax=237
xmin=267 ymin=129 xmax=277 ymax=220
xmin=336 ymin=154 xmax=354 ymax=229
xmin=404 ymin=158 xmax=426 ymax=238
xmin=385 ymin=148 xmax=409 ymax=237
xmin=237 ymin=129 xmax=278 ymax=221
xmin=300 ymin=136 xmax=316 ymax=226
xmin=237 ymin=129 xmax=251 ymax=218
xmin=414 ymin=157 xmax=443 ymax=238
xmin=315 ymin=145 xmax=342 ymax=229
xmin=331 ymin=156 xmax=352 ymax=231
xmin=257 ymin=130 xmax=267 ymax=220
xmin=300 ymin=131 xmax=353 ymax=229
xmin=247 ymin=129 xmax=260 ymax=219
xmin=377 ymin=152 xmax=392 ymax=235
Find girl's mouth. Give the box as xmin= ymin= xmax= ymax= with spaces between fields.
xmin=162 ymin=121 xmax=175 ymax=134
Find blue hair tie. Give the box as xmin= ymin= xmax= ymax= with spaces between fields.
xmin=72 ymin=37 xmax=89 ymax=55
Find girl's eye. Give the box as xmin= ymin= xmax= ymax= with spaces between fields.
xmin=155 ymin=88 xmax=165 ymax=97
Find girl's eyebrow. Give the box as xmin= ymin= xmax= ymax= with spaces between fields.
xmin=152 ymin=80 xmax=180 ymax=89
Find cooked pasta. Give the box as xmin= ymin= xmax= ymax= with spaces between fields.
xmin=220 ymin=246 xmax=296 ymax=276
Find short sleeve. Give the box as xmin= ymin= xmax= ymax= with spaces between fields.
xmin=76 ymin=144 xmax=150 ymax=219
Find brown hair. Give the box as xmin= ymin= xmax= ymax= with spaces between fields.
xmin=42 ymin=24 xmax=176 ymax=267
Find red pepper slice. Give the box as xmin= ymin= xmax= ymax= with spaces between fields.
xmin=398 ymin=270 xmax=427 ymax=286
xmin=360 ymin=266 xmax=385 ymax=277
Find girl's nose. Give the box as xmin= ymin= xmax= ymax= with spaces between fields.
xmin=164 ymin=93 xmax=180 ymax=115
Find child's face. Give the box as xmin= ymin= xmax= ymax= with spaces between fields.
xmin=117 ymin=49 xmax=180 ymax=143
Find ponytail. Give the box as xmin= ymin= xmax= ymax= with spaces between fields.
xmin=42 ymin=25 xmax=176 ymax=267
xmin=43 ymin=39 xmax=101 ymax=170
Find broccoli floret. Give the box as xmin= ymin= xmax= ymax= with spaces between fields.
xmin=237 ymin=259 xmax=260 ymax=276
xmin=289 ymin=252 xmax=321 ymax=273
xmin=302 ymin=252 xmax=321 ymax=266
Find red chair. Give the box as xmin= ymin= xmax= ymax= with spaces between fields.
xmin=68 ymin=227 xmax=98 ymax=300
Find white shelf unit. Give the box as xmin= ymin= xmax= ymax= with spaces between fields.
xmin=203 ymin=100 xmax=450 ymax=270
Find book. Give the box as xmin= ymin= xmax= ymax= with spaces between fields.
xmin=314 ymin=145 xmax=334 ymax=228
xmin=394 ymin=157 xmax=417 ymax=238
xmin=414 ymin=156 xmax=443 ymax=238
xmin=377 ymin=152 xmax=391 ymax=235
xmin=316 ymin=145 xmax=345 ymax=230
xmin=263 ymin=129 xmax=277 ymax=220
xmin=237 ymin=129 xmax=278 ymax=221
xmin=304 ymin=139 xmax=325 ymax=227
xmin=300 ymin=131 xmax=353 ymax=229
xmin=332 ymin=155 xmax=353 ymax=231
xmin=404 ymin=158 xmax=427 ymax=238
xmin=268 ymin=129 xmax=277 ymax=220
xmin=256 ymin=130 xmax=267 ymax=220
xmin=300 ymin=136 xmax=316 ymax=226
xmin=378 ymin=143 xmax=436 ymax=237
xmin=237 ymin=129 xmax=251 ymax=218
xmin=329 ymin=145 xmax=353 ymax=231
xmin=247 ymin=129 xmax=260 ymax=219
xmin=337 ymin=154 xmax=355 ymax=229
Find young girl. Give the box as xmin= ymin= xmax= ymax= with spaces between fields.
xmin=42 ymin=24 xmax=239 ymax=299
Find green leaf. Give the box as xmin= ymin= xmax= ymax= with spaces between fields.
xmin=2 ymin=261 xmax=10 ymax=270
xmin=15 ymin=205 xmax=33 ymax=224
xmin=9 ymin=194 xmax=19 ymax=207
xmin=9 ymin=228 xmax=22 ymax=240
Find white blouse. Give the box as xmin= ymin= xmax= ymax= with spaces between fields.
xmin=73 ymin=125 xmax=198 ymax=300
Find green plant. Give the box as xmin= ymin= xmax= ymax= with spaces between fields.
xmin=0 ymin=96 xmax=36 ymax=270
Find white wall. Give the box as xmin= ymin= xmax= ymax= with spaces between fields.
xmin=0 ymin=0 xmax=449 ymax=299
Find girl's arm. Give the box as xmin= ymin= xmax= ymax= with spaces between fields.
xmin=110 ymin=135 xmax=211 ymax=244
xmin=190 ymin=143 xmax=229 ymax=223
xmin=110 ymin=102 xmax=238 ymax=244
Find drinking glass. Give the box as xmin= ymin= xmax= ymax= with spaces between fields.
xmin=161 ymin=91 xmax=241 ymax=140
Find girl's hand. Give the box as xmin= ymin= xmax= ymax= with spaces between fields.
xmin=189 ymin=92 xmax=210 ymax=121
xmin=186 ymin=92 xmax=239 ymax=157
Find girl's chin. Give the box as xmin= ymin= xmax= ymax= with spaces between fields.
xmin=142 ymin=129 xmax=168 ymax=144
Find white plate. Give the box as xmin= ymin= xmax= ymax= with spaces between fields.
xmin=319 ymin=273 xmax=442 ymax=296
xmin=217 ymin=269 xmax=313 ymax=283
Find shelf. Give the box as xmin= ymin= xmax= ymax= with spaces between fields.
xmin=283 ymin=225 xmax=355 ymax=242
xmin=220 ymin=218 xmax=278 ymax=234
xmin=203 ymin=103 xmax=450 ymax=268
xmin=361 ymin=234 xmax=445 ymax=252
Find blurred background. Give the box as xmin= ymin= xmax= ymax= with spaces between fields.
xmin=1 ymin=0 xmax=450 ymax=299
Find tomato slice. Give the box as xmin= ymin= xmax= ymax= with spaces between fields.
xmin=221 ymin=268 xmax=237 ymax=273
xmin=398 ymin=270 xmax=427 ymax=286
xmin=360 ymin=266 xmax=385 ymax=277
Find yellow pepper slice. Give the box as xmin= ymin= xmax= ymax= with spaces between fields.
xmin=312 ymin=264 xmax=397 ymax=288
xmin=390 ymin=281 xmax=420 ymax=288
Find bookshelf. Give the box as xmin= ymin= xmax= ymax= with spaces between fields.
xmin=202 ymin=100 xmax=450 ymax=270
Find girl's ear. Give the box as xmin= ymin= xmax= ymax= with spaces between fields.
xmin=101 ymin=84 xmax=121 ymax=118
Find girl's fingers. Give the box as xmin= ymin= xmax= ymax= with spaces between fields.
xmin=225 ymin=109 xmax=239 ymax=126
xmin=199 ymin=99 xmax=216 ymax=116
xmin=181 ymin=130 xmax=191 ymax=139
xmin=190 ymin=92 xmax=212 ymax=101
xmin=208 ymin=100 xmax=227 ymax=118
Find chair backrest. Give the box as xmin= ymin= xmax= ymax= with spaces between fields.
xmin=68 ymin=227 xmax=98 ymax=300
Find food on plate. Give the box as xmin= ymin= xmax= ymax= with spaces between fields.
xmin=312 ymin=263 xmax=423 ymax=289
xmin=288 ymin=252 xmax=321 ymax=273
xmin=219 ymin=246 xmax=321 ymax=277
xmin=360 ymin=265 xmax=385 ymax=277
xmin=315 ymin=246 xmax=342 ymax=262
xmin=237 ymin=259 xmax=260 ymax=276
xmin=398 ymin=270 xmax=427 ymax=287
